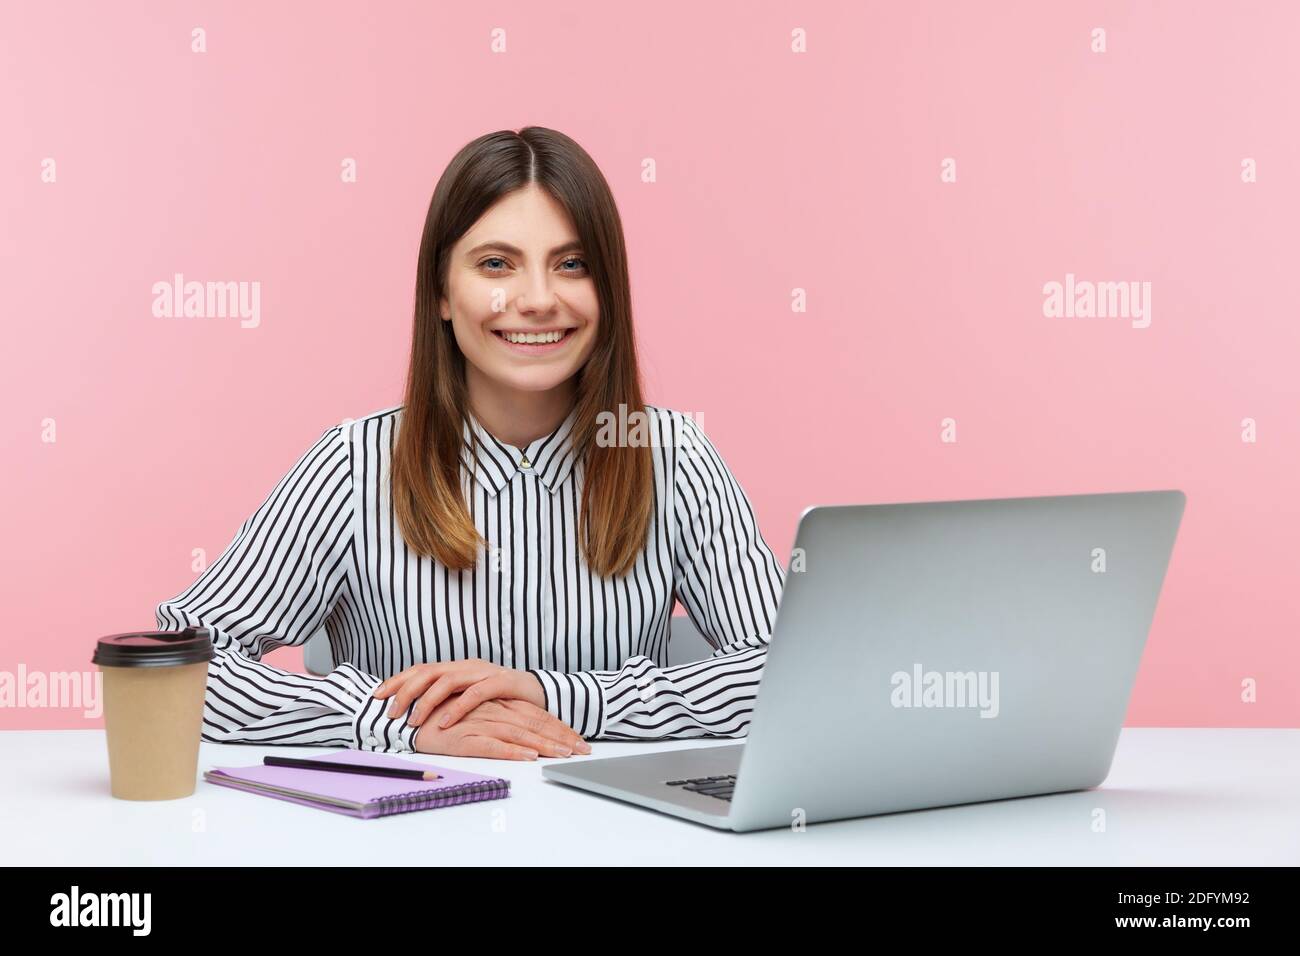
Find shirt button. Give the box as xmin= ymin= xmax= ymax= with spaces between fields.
xmin=366 ymin=735 xmax=378 ymax=747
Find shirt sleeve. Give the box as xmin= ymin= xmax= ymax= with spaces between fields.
xmin=528 ymin=412 xmax=786 ymax=739
xmin=154 ymin=423 xmax=420 ymax=753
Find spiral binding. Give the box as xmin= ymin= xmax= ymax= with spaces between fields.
xmin=375 ymin=778 xmax=511 ymax=816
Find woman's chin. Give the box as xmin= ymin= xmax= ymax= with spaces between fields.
xmin=487 ymin=366 xmax=577 ymax=392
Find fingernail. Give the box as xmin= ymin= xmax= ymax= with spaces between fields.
xmin=525 ymin=750 xmax=539 ymax=760
xmin=578 ymin=741 xmax=592 ymax=753
xmin=386 ymin=704 xmax=396 ymax=718
xmin=438 ymin=714 xmax=451 ymax=728
xmin=555 ymin=746 xmax=572 ymax=757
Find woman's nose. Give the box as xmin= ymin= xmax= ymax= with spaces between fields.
xmin=514 ymin=273 xmax=560 ymax=312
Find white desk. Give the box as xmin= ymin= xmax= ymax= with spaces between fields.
xmin=2 ymin=729 xmax=1297 ymax=865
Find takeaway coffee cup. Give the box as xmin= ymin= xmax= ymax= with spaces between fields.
xmin=91 ymin=627 xmax=214 ymax=800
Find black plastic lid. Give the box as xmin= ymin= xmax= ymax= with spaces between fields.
xmin=92 ymin=627 xmax=215 ymax=668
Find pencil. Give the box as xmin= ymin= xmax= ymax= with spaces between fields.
xmin=263 ymin=755 xmax=442 ymax=781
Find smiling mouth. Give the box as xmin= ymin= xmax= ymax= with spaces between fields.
xmin=491 ymin=328 xmax=577 ymax=346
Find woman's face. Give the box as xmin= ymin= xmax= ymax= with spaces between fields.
xmin=440 ymin=184 xmax=600 ymax=398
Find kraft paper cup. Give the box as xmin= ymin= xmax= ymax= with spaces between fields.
xmin=92 ymin=627 xmax=214 ymax=800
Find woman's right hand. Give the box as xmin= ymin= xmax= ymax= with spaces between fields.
xmin=413 ymin=694 xmax=591 ymax=760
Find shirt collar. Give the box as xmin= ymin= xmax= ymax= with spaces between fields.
xmin=460 ymin=403 xmax=582 ymax=497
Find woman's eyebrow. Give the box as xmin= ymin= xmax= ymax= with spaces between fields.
xmin=465 ymin=240 xmax=584 ymax=258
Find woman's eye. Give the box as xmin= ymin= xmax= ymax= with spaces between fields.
xmin=479 ymin=255 xmax=586 ymax=275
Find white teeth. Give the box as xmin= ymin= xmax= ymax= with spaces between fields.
xmin=501 ymin=330 xmax=565 ymax=344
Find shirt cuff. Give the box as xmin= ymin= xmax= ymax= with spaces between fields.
xmin=348 ymin=673 xmax=420 ymax=753
xmin=527 ymin=668 xmax=608 ymax=738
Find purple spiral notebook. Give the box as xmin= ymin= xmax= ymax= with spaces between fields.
xmin=202 ymin=749 xmax=511 ymax=819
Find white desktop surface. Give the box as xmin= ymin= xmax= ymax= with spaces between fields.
xmin=2 ymin=728 xmax=1297 ymax=866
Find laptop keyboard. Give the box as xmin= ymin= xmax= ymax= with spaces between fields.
xmin=666 ymin=774 xmax=737 ymax=801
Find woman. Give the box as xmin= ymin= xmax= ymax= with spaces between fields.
xmin=156 ymin=127 xmax=785 ymax=761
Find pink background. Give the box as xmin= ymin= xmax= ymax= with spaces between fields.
xmin=2 ymin=1 xmax=1296 ymax=730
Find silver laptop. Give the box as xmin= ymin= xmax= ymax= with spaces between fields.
xmin=542 ymin=490 xmax=1186 ymax=832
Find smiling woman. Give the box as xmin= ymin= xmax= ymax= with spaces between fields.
xmin=155 ymin=127 xmax=785 ymax=762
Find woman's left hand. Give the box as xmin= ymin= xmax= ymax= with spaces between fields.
xmin=372 ymin=659 xmax=548 ymax=729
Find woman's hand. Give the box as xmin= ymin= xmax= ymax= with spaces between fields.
xmin=373 ymin=659 xmax=548 ymax=730
xmin=412 ymin=695 xmax=590 ymax=760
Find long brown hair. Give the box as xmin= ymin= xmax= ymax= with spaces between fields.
xmin=391 ymin=127 xmax=653 ymax=578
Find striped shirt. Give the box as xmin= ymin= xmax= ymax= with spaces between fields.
xmin=155 ymin=403 xmax=786 ymax=753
